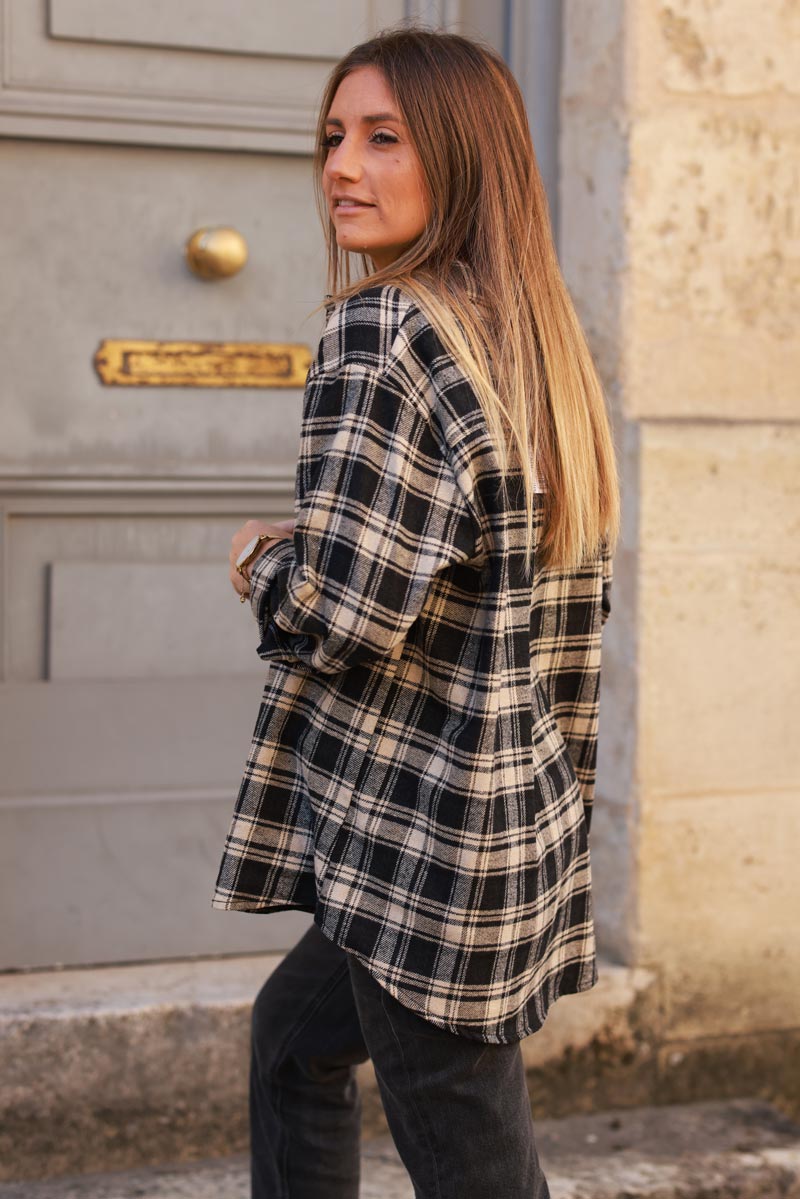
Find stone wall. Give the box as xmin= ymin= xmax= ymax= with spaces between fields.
xmin=560 ymin=0 xmax=799 ymax=1075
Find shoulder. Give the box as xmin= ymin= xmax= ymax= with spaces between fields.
xmin=315 ymin=284 xmax=449 ymax=383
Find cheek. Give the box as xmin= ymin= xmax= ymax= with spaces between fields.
xmin=409 ymin=187 xmax=429 ymax=232
xmin=395 ymin=178 xmax=425 ymax=227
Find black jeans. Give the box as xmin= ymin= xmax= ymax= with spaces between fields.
xmin=250 ymin=920 xmax=550 ymax=1198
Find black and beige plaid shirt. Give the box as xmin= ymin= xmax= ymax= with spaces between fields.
xmin=213 ymin=284 xmax=613 ymax=1044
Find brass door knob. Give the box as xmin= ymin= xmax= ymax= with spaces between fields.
xmin=185 ymin=226 xmax=248 ymax=279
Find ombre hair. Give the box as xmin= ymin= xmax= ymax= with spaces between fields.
xmin=313 ymin=27 xmax=620 ymax=574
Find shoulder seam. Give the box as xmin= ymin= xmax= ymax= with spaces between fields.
xmin=310 ymin=285 xmax=422 ymax=389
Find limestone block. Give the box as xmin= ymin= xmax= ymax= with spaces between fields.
xmin=636 ymin=0 xmax=800 ymax=97
xmin=625 ymin=107 xmax=799 ymax=420
xmin=637 ymin=790 xmax=800 ymax=1038
xmin=560 ymin=2 xmax=800 ymax=424
xmin=633 ymin=424 xmax=796 ymax=796
xmin=638 ymin=546 xmax=800 ymax=796
xmin=639 ymin=422 xmax=800 ymax=555
xmin=636 ymin=422 xmax=800 ymax=797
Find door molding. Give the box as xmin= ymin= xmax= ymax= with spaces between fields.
xmin=0 ymin=0 xmax=404 ymax=152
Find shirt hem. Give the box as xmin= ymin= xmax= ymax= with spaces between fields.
xmin=211 ymin=890 xmax=598 ymax=1045
xmin=318 ymin=915 xmax=599 ymax=1045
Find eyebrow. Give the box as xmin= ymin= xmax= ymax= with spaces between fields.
xmin=325 ymin=113 xmax=404 ymax=127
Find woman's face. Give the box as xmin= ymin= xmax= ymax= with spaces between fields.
xmin=322 ymin=66 xmax=430 ymax=270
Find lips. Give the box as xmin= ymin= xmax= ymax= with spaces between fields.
xmin=332 ymin=197 xmax=374 ymax=210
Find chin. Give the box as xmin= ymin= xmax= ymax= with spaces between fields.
xmin=339 ymin=238 xmax=376 ymax=257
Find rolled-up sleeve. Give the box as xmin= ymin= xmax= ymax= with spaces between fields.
xmin=248 ymin=361 xmax=477 ymax=675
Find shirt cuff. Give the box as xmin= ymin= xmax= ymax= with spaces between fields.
xmin=247 ymin=536 xmax=295 ymax=623
xmin=247 ymin=536 xmax=318 ymax=667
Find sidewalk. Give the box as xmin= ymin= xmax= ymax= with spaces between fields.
xmin=0 ymin=1100 xmax=798 ymax=1199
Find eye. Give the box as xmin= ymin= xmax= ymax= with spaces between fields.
xmin=321 ymin=128 xmax=398 ymax=149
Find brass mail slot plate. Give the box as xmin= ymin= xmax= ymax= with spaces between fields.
xmin=94 ymin=339 xmax=312 ymax=388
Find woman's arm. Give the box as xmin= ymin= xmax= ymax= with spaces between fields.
xmin=245 ymin=362 xmax=477 ymax=675
xmin=228 ymin=518 xmax=294 ymax=601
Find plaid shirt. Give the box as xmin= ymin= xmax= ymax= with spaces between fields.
xmin=213 ymin=284 xmax=613 ymax=1044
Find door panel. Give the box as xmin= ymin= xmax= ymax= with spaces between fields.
xmin=6 ymin=502 xmax=294 ymax=683
xmin=0 ymin=140 xmax=320 ymax=477
xmin=0 ymin=136 xmax=324 ymax=967
xmin=0 ymin=678 xmax=312 ymax=969
xmin=0 ymin=1 xmax=537 ymax=970
xmin=49 ymin=0 xmax=392 ymax=60
xmin=48 ymin=562 xmax=265 ymax=681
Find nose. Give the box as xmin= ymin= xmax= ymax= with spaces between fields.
xmin=324 ymin=135 xmax=363 ymax=184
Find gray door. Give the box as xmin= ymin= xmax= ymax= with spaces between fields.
xmin=0 ymin=1 xmax=551 ymax=969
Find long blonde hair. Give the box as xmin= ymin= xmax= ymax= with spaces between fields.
xmin=314 ymin=28 xmax=620 ymax=574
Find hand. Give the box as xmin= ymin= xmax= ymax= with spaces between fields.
xmin=229 ymin=518 xmax=295 ymax=600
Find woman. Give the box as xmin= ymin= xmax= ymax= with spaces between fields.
xmin=219 ymin=26 xmax=619 ymax=1199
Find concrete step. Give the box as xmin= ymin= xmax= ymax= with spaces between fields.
xmin=0 ymin=1101 xmax=798 ymax=1198
xmin=0 ymin=951 xmax=656 ymax=1182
